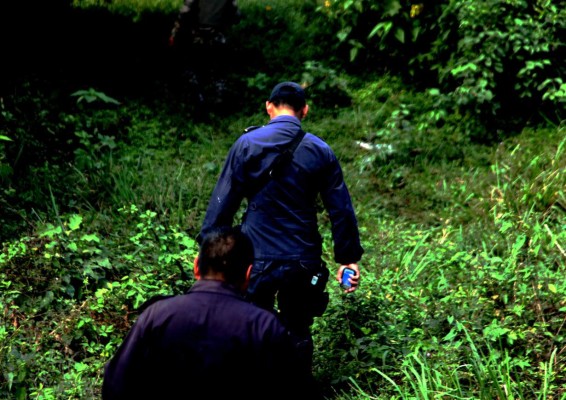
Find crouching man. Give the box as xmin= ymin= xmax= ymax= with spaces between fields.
xmin=102 ymin=226 xmax=322 ymax=400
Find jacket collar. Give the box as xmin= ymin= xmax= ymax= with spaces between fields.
xmin=188 ymin=279 xmax=245 ymax=298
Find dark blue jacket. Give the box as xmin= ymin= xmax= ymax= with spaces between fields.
xmin=102 ymin=280 xmax=310 ymax=399
xmin=200 ymin=115 xmax=364 ymax=264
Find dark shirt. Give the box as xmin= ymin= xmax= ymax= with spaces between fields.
xmin=102 ymin=280 xmax=308 ymax=399
xmin=200 ymin=115 xmax=364 ymax=264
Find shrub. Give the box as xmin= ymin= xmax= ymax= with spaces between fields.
xmin=0 ymin=208 xmax=198 ymax=398
xmin=320 ymin=0 xmax=566 ymax=130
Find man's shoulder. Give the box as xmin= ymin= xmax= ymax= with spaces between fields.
xmin=302 ymin=132 xmax=335 ymax=155
xmin=136 ymin=294 xmax=176 ymax=313
xmin=244 ymin=125 xmax=262 ymax=133
xmin=237 ymin=125 xmax=264 ymax=143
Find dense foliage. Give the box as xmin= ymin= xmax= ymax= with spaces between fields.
xmin=1 ymin=0 xmax=565 ymax=399
xmin=322 ymin=0 xmax=565 ymax=132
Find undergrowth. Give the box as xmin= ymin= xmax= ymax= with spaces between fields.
xmin=1 ymin=1 xmax=565 ymax=399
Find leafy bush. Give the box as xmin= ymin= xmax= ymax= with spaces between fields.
xmin=320 ymin=0 xmax=565 ymax=129
xmin=0 ymin=208 xmax=198 ymax=398
xmin=432 ymin=0 xmax=566 ymax=127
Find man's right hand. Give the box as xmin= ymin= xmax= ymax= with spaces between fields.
xmin=336 ymin=264 xmax=360 ymax=293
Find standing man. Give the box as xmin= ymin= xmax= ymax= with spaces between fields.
xmin=199 ymin=81 xmax=364 ymax=372
xmin=102 ymin=226 xmax=320 ymax=399
xmin=168 ymin=0 xmax=241 ymax=111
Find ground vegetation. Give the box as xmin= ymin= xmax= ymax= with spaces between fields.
xmin=0 ymin=1 xmax=564 ymax=398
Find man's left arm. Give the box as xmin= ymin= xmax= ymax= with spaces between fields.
xmin=319 ymin=154 xmax=364 ymax=290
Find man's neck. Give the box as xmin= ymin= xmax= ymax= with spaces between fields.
xmin=270 ymin=107 xmax=298 ymax=119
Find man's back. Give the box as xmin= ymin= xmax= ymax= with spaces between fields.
xmin=102 ymin=280 xmax=306 ymax=399
xmin=201 ymin=114 xmax=362 ymax=264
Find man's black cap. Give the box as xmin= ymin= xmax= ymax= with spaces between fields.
xmin=268 ymin=81 xmax=306 ymax=111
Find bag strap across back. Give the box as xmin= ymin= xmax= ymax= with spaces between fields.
xmin=244 ymin=126 xmax=306 ymax=196
xmin=268 ymin=128 xmax=305 ymax=178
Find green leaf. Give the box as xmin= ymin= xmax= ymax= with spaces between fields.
xmin=68 ymin=214 xmax=83 ymax=231
xmin=442 ymin=327 xmax=458 ymax=342
xmin=394 ymin=27 xmax=405 ymax=44
xmin=81 ymin=234 xmax=100 ymax=243
xmin=337 ymin=30 xmax=349 ymax=42
xmin=368 ymin=22 xmax=392 ymax=39
xmin=350 ymin=47 xmax=358 ymax=62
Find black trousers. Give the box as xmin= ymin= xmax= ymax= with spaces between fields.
xmin=246 ymin=259 xmax=330 ymax=372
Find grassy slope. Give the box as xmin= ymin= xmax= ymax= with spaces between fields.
xmin=1 ymin=0 xmax=565 ymax=398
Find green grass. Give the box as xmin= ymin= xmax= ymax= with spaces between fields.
xmin=1 ymin=80 xmax=565 ymax=399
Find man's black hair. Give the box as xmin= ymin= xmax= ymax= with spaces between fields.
xmin=268 ymin=81 xmax=307 ymax=113
xmin=198 ymin=226 xmax=254 ymax=284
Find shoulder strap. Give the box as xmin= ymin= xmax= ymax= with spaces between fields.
xmin=268 ymin=128 xmax=305 ymax=178
xmin=245 ymin=128 xmax=306 ymax=197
